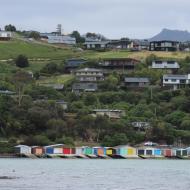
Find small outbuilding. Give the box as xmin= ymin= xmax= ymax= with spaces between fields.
xmin=14 ymin=145 xmax=31 ymax=155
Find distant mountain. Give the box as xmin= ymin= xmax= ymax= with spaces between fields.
xmin=149 ymin=28 xmax=190 ymax=42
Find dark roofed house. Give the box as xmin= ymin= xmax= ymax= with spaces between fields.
xmin=84 ymin=41 xmax=110 ymax=49
xmin=124 ymin=77 xmax=150 ymax=88
xmin=99 ymin=58 xmax=140 ymax=70
xmin=65 ymin=58 xmax=87 ymax=73
xmin=72 ymin=83 xmax=98 ymax=93
xmin=149 ymin=41 xmax=180 ymax=51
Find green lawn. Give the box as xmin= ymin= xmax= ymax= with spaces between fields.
xmin=37 ymin=74 xmax=74 ymax=85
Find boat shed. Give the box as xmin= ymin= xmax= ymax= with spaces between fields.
xmin=44 ymin=144 xmax=64 ymax=154
xmin=14 ymin=145 xmax=31 ymax=155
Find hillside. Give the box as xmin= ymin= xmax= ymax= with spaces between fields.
xmin=149 ymin=28 xmax=190 ymax=42
xmin=0 ymin=39 xmax=79 ymax=60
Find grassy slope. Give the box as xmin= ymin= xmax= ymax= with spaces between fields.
xmin=0 ymin=39 xmax=80 ymax=60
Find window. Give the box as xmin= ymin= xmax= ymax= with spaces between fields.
xmin=171 ymin=79 xmax=176 ymax=82
xmin=165 ymin=79 xmax=168 ymax=82
xmin=167 ymin=61 xmax=175 ymax=64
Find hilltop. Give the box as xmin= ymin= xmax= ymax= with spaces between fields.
xmin=149 ymin=28 xmax=190 ymax=42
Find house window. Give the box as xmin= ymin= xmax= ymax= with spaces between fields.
xmin=155 ymin=61 xmax=162 ymax=64
xmin=180 ymin=79 xmax=186 ymax=84
xmin=165 ymin=79 xmax=168 ymax=82
xmin=167 ymin=61 xmax=175 ymax=64
xmin=171 ymin=79 xmax=176 ymax=82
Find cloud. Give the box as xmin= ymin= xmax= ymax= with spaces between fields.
xmin=0 ymin=0 xmax=190 ymax=38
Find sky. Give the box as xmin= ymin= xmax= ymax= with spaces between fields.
xmin=0 ymin=0 xmax=190 ymax=39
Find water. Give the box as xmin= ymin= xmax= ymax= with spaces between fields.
xmin=0 ymin=159 xmax=190 ymax=190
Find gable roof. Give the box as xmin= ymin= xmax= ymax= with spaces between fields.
xmin=125 ymin=77 xmax=150 ymax=83
xmin=65 ymin=58 xmax=87 ymax=67
xmin=72 ymin=83 xmax=98 ymax=91
xmin=76 ymin=68 xmax=103 ymax=72
xmin=163 ymin=74 xmax=188 ymax=80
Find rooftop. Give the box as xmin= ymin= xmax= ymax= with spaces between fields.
xmin=125 ymin=77 xmax=150 ymax=83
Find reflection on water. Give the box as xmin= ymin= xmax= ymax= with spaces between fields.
xmin=0 ymin=159 xmax=190 ymax=190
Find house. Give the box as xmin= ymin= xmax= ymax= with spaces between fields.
xmin=131 ymin=40 xmax=149 ymax=51
xmin=31 ymin=146 xmax=44 ymax=155
xmin=72 ymin=83 xmax=98 ymax=93
xmin=163 ymin=74 xmax=190 ymax=90
xmin=14 ymin=145 xmax=31 ymax=155
xmin=162 ymin=148 xmax=174 ymax=157
xmin=149 ymin=41 xmax=180 ymax=51
xmin=47 ymin=35 xmax=76 ymax=45
xmin=105 ymin=147 xmax=116 ymax=157
xmin=44 ymin=144 xmax=64 ymax=154
xmin=82 ymin=146 xmax=93 ymax=155
xmin=64 ymin=59 xmax=87 ymax=73
xmin=92 ymin=109 xmax=125 ymax=119
xmin=151 ymin=60 xmax=180 ymax=71
xmin=186 ymin=147 xmax=190 ymax=156
xmin=0 ymin=31 xmax=12 ymax=41
xmin=137 ymin=147 xmax=163 ymax=158
xmin=93 ymin=147 xmax=105 ymax=156
xmin=131 ymin=122 xmax=151 ymax=131
xmin=115 ymin=145 xmax=137 ymax=158
xmin=124 ymin=77 xmax=150 ymax=88
xmin=173 ymin=148 xmax=188 ymax=158
xmin=108 ymin=39 xmax=133 ymax=49
xmin=75 ymin=68 xmax=104 ymax=82
xmin=55 ymin=100 xmax=68 ymax=110
xmin=99 ymin=58 xmax=140 ymax=70
xmin=84 ymin=41 xmax=110 ymax=49
xmin=63 ymin=147 xmax=75 ymax=155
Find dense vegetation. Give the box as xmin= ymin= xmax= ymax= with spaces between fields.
xmin=1 ymin=51 xmax=190 ymax=153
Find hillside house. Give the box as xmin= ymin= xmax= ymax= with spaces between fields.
xmin=64 ymin=59 xmax=87 ymax=73
xmin=151 ymin=60 xmax=180 ymax=71
xmin=163 ymin=74 xmax=190 ymax=90
xmin=108 ymin=39 xmax=133 ymax=49
xmin=149 ymin=41 xmax=180 ymax=51
xmin=0 ymin=31 xmax=12 ymax=41
xmin=55 ymin=100 xmax=68 ymax=110
xmin=72 ymin=83 xmax=98 ymax=93
xmin=47 ymin=35 xmax=76 ymax=45
xmin=124 ymin=77 xmax=150 ymax=88
xmin=99 ymin=58 xmax=139 ymax=70
xmin=92 ymin=109 xmax=125 ymax=119
xmin=131 ymin=122 xmax=151 ymax=131
xmin=75 ymin=68 xmax=104 ymax=82
xmin=84 ymin=41 xmax=110 ymax=49
xmin=131 ymin=40 xmax=149 ymax=51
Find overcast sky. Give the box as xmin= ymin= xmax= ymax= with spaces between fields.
xmin=0 ymin=0 xmax=190 ymax=39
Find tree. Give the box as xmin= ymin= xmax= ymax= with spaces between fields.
xmin=29 ymin=31 xmax=40 ymax=40
xmin=15 ymin=55 xmax=29 ymax=68
xmin=4 ymin=24 xmax=16 ymax=32
xmin=13 ymin=71 xmax=33 ymax=106
xmin=70 ymin=31 xmax=85 ymax=44
xmin=41 ymin=63 xmax=58 ymax=74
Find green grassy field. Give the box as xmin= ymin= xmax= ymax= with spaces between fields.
xmin=37 ymin=74 xmax=75 ymax=85
xmin=0 ymin=39 xmax=81 ymax=60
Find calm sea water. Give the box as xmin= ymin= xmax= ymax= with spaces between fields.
xmin=0 ymin=158 xmax=190 ymax=190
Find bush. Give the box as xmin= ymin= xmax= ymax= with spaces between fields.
xmin=15 ymin=55 xmax=29 ymax=68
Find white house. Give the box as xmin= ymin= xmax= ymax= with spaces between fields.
xmin=84 ymin=41 xmax=110 ymax=49
xmin=75 ymin=68 xmax=104 ymax=82
xmin=0 ymin=31 xmax=12 ymax=40
xmin=151 ymin=60 xmax=180 ymax=70
xmin=14 ymin=145 xmax=31 ymax=154
xmin=163 ymin=74 xmax=190 ymax=90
